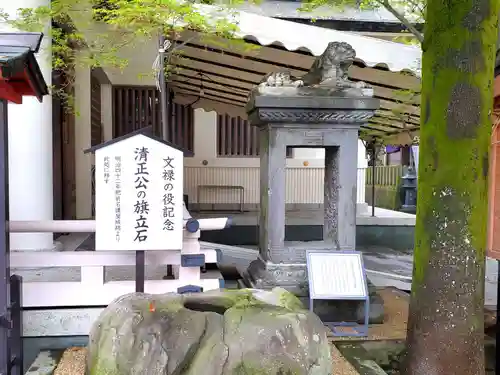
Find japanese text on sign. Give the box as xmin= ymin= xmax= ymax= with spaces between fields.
xmin=94 ymin=133 xmax=183 ymax=251
xmin=104 ymin=156 xmax=110 ymax=184
xmin=162 ymin=156 xmax=175 ymax=231
xmin=134 ymin=147 xmax=150 ymax=243
xmin=115 ymin=156 xmax=122 ymax=242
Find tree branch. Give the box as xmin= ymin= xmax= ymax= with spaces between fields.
xmin=379 ymin=0 xmax=424 ymax=44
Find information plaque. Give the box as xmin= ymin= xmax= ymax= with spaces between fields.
xmin=92 ymin=132 xmax=183 ymax=251
xmin=306 ymin=250 xmax=369 ymax=337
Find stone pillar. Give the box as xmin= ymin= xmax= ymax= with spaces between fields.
xmin=337 ymin=134 xmax=359 ymax=250
xmin=259 ymin=127 xmax=287 ymax=262
xmin=3 ymin=0 xmax=55 ymax=250
xmin=323 ymin=131 xmax=359 ymax=250
xmin=357 ymin=139 xmax=368 ymax=214
xmin=242 ymin=95 xmax=378 ymax=296
xmin=323 ymin=146 xmax=339 ymax=247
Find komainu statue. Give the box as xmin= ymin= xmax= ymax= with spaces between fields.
xmin=256 ymin=41 xmax=369 ymax=94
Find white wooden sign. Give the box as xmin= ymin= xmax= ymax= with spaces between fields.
xmin=94 ymin=133 xmax=183 ymax=251
xmin=306 ymin=251 xmax=367 ymax=299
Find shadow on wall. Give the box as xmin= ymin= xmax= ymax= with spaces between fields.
xmin=200 ymin=225 xmax=415 ymax=251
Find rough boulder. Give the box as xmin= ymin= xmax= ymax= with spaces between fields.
xmin=87 ymin=287 xmax=332 ymax=375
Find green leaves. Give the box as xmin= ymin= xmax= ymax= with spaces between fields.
xmin=298 ymin=0 xmax=425 ymax=43
xmin=0 ymin=0 xmax=246 ymax=111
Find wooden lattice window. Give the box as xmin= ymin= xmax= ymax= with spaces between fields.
xmin=90 ymin=75 xmax=102 ymax=146
xmin=217 ymin=114 xmax=258 ymax=157
xmin=217 ymin=114 xmax=292 ymax=157
xmin=112 ymin=86 xmax=194 ymax=154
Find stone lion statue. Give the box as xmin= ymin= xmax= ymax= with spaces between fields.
xmin=258 ymin=41 xmax=367 ymax=90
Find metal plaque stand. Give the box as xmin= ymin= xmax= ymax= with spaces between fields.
xmin=306 ymin=250 xmax=369 ymax=337
xmin=0 ymin=100 xmax=23 ymax=375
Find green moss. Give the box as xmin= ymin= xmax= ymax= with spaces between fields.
xmin=231 ymin=361 xmax=300 ymax=375
xmin=412 ymin=0 xmax=497 ymax=285
xmin=89 ymin=356 xmax=119 ymax=375
xmin=406 ymin=0 xmax=499 ymax=371
xmin=152 ymin=299 xmax=184 ymax=313
xmin=231 ymin=289 xmax=262 ymax=308
xmin=273 ymin=287 xmax=305 ymax=311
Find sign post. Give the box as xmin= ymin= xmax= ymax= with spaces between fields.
xmin=86 ymin=128 xmax=184 ymax=292
xmin=306 ymin=250 xmax=370 ymax=337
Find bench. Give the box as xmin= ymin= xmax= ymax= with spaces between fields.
xmin=197 ymin=185 xmax=245 ymax=212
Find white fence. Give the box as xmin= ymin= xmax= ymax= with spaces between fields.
xmin=10 ymin=246 xmax=220 ymax=308
xmin=9 ymin=213 xmax=227 ymax=309
xmin=184 ymin=166 xmax=367 ymax=206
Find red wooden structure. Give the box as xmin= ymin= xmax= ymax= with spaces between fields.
xmin=488 ymin=76 xmax=500 ymax=259
xmin=0 ymin=31 xmax=48 ymax=375
xmin=0 ymin=32 xmax=48 ymax=103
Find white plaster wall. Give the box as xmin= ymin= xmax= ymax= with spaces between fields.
xmin=2 ymin=0 xmax=55 ymax=250
xmin=292 ymin=140 xmax=367 ymax=168
xmin=193 ymin=110 xmax=217 ymax=160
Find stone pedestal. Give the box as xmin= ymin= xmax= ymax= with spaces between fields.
xmin=241 ymin=94 xmax=384 ymax=323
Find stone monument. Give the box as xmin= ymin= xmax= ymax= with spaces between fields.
xmin=241 ymin=41 xmax=383 ymax=322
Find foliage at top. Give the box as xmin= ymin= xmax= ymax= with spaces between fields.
xmin=1 ymin=0 xmax=424 ymax=141
xmin=0 ymin=0 xmax=248 ymax=103
xmin=1 ymin=0 xmax=425 ymax=76
xmin=300 ymin=0 xmax=424 ymax=44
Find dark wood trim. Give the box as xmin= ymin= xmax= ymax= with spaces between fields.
xmin=180 ymin=41 xmax=310 ymax=73
xmin=171 ymin=79 xmax=247 ymax=100
xmin=216 ymin=114 xmax=292 ymax=158
xmin=112 ymin=85 xmax=194 ymax=154
xmin=90 ymin=73 xmax=102 ymax=147
xmin=52 ymin=70 xmax=76 ymax=220
xmin=174 ymin=87 xmax=246 ymax=106
xmin=175 ymin=64 xmax=258 ymax=85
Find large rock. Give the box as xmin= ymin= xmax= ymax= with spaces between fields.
xmin=87 ymin=288 xmax=332 ymax=375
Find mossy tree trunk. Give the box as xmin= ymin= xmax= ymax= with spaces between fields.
xmin=404 ymin=0 xmax=500 ymax=374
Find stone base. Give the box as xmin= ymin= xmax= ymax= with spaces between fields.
xmin=242 ymin=257 xmax=309 ymax=296
xmin=241 ymin=257 xmax=385 ymax=324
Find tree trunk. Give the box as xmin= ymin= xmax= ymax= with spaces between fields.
xmin=404 ymin=0 xmax=499 ymax=374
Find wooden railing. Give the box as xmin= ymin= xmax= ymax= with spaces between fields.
xmin=9 ymin=213 xmax=229 ymax=308
xmin=11 ymin=249 xmax=220 ymax=308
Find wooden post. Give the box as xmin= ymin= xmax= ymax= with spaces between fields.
xmin=490 ymin=78 xmax=500 ymax=375
xmin=135 ymin=251 xmax=145 ymax=293
xmin=0 ymin=99 xmax=9 ymax=375
xmin=0 ymin=101 xmax=22 ymax=375
xmin=488 ymin=94 xmax=500 ymax=257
